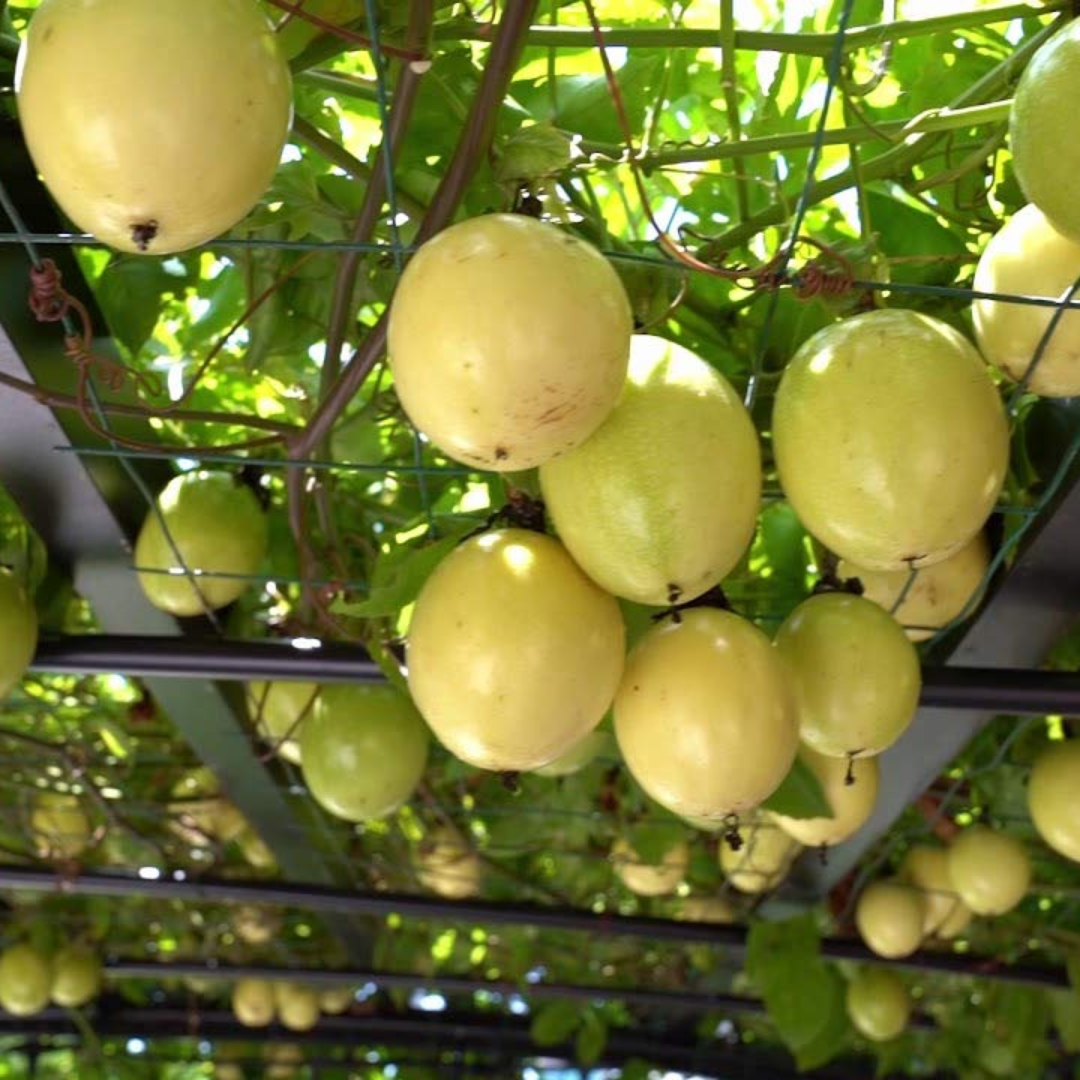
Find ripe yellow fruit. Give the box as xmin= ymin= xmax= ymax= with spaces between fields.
xmin=247 ymin=682 xmax=320 ymax=766
xmin=534 ymin=730 xmax=611 ymax=778
xmin=50 ymin=946 xmax=103 ymax=1008
xmin=773 ymin=309 xmax=1009 ymax=569
xmin=415 ymin=826 xmax=482 ymax=900
xmin=846 ymin=968 xmax=911 ymax=1042
xmin=1010 ymin=19 xmax=1080 ymax=242
xmin=0 ymin=944 xmax=52 ymax=1017
xmin=719 ymin=815 xmax=801 ymax=894
xmin=318 ymin=985 xmax=355 ymax=1015
xmin=540 ymin=334 xmax=761 ymax=605
xmin=900 ymin=845 xmax=972 ymax=940
xmin=840 ymin=533 xmax=990 ymax=643
xmin=615 ymin=609 xmax=797 ymax=820
xmin=948 ymin=827 xmax=1031 ymax=916
xmin=774 ymin=593 xmax=921 ymax=759
xmin=16 ymin=0 xmax=292 ymax=254
xmin=677 ymin=895 xmax=737 ymax=924
xmin=854 ymin=880 xmax=926 ymax=959
xmin=135 ymin=472 xmax=269 ymax=617
xmin=611 ymin=838 xmax=689 ymax=897
xmin=1028 ymin=740 xmax=1080 ymax=863
xmin=233 ymin=978 xmax=275 ymax=1028
xmin=30 ymin=792 xmax=92 ymax=861
xmin=408 ymin=530 xmax=625 ymax=772
xmin=0 ymin=569 xmax=38 ymax=700
xmin=388 ymin=215 xmax=632 ymax=471
xmin=973 ymin=205 xmax=1080 ymax=396
xmin=771 ymin=749 xmax=879 ymax=848
xmin=299 ymin=685 xmax=429 ymax=823
xmin=232 ymin=905 xmax=280 ymax=947
xmin=275 ymin=983 xmax=320 ymax=1033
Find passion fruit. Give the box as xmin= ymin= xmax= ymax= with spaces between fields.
xmin=275 ymin=982 xmax=320 ymax=1033
xmin=50 ymin=945 xmax=103 ymax=1008
xmin=854 ymin=880 xmax=926 ymax=959
xmin=719 ymin=814 xmax=801 ymax=895
xmin=0 ymin=944 xmax=52 ymax=1017
xmin=415 ymin=826 xmax=482 ymax=900
xmin=247 ymin=682 xmax=320 ymax=766
xmin=846 ymin=968 xmax=911 ymax=1042
xmin=771 ymin=749 xmax=879 ymax=848
xmin=947 ymin=826 xmax=1030 ymax=916
xmin=1029 ymin=739 xmax=1080 ymax=863
xmin=611 ymin=837 xmax=689 ymax=897
xmin=233 ymin=978 xmax=275 ymax=1028
xmin=900 ymin=844 xmax=972 ymax=940
xmin=30 ymin=792 xmax=92 ymax=861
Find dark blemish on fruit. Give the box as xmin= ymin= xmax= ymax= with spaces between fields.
xmin=43 ymin=26 xmax=55 ymax=42
xmin=494 ymin=446 xmax=509 ymax=461
xmin=131 ymin=221 xmax=159 ymax=251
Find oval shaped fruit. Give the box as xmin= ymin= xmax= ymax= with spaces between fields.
xmin=233 ymin=905 xmax=280 ymax=947
xmin=771 ymin=749 xmax=879 ymax=848
xmin=948 ymin=826 xmax=1031 ymax=916
xmin=415 ymin=826 xmax=482 ymax=900
xmin=973 ymin=205 xmax=1080 ymax=396
xmin=16 ymin=0 xmax=292 ymax=254
xmin=540 ymin=334 xmax=761 ymax=605
xmin=677 ymin=895 xmax=737 ymax=924
xmin=135 ymin=471 xmax=269 ymax=617
xmin=388 ymin=214 xmax=632 ymax=471
xmin=840 ymin=533 xmax=990 ymax=643
xmin=773 ymin=309 xmax=1009 ymax=569
xmin=846 ymin=968 xmax=911 ymax=1042
xmin=1029 ymin=740 xmax=1080 ymax=863
xmin=720 ymin=815 xmax=801 ymax=894
xmin=0 ymin=944 xmax=52 ymax=1017
xmin=774 ymin=593 xmax=921 ymax=759
xmin=0 ymin=569 xmax=38 ymax=700
xmin=534 ymin=730 xmax=612 ymax=779
xmin=233 ymin=978 xmax=275 ymax=1028
xmin=247 ymin=682 xmax=320 ymax=766
xmin=50 ymin=946 xmax=103 ymax=1008
xmin=611 ymin=838 xmax=689 ymax=897
xmin=408 ymin=530 xmax=625 ymax=772
xmin=275 ymin=983 xmax=320 ymax=1033
xmin=901 ymin=844 xmax=972 ymax=940
xmin=1010 ymin=20 xmax=1080 ymax=242
xmin=318 ymin=985 xmax=355 ymax=1016
xmin=30 ymin=792 xmax=92 ymax=861
xmin=615 ymin=608 xmax=797 ymax=820
xmin=299 ymin=685 xmax=429 ymax=823
xmin=855 ymin=880 xmax=926 ymax=959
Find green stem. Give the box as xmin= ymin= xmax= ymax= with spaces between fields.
xmin=297 ymin=69 xmax=380 ymax=104
xmin=720 ymin=0 xmax=749 ymax=221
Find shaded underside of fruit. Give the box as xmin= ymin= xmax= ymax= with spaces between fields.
xmin=611 ymin=837 xmax=689 ymax=897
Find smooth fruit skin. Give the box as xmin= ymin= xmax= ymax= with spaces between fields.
xmin=901 ymin=845 xmax=972 ymax=940
xmin=50 ymin=946 xmax=103 ymax=1008
xmin=135 ymin=472 xmax=269 ymax=617
xmin=774 ymin=593 xmax=921 ymax=759
xmin=233 ymin=978 xmax=275 ymax=1028
xmin=846 ymin=968 xmax=911 ymax=1042
xmin=416 ymin=826 xmax=482 ymax=900
xmin=247 ymin=682 xmax=320 ymax=766
xmin=615 ymin=608 xmax=797 ymax=820
xmin=773 ymin=309 xmax=1009 ymax=569
xmin=30 ymin=792 xmax=91 ymax=861
xmin=275 ymin=983 xmax=320 ymax=1033
xmin=855 ymin=880 xmax=926 ymax=959
xmin=771 ymin=748 xmax=879 ymax=848
xmin=16 ymin=0 xmax=292 ymax=254
xmin=540 ymin=334 xmax=761 ymax=605
xmin=948 ymin=826 xmax=1031 ymax=916
xmin=408 ymin=530 xmax=625 ymax=772
xmin=973 ymin=205 xmax=1080 ymax=396
xmin=299 ymin=685 xmax=429 ymax=823
xmin=534 ymin=730 xmax=611 ymax=778
xmin=0 ymin=945 xmax=51 ymax=1017
xmin=611 ymin=838 xmax=689 ymax=897
xmin=840 ymin=533 xmax=990 ymax=643
xmin=0 ymin=569 xmax=38 ymax=700
xmin=719 ymin=815 xmax=801 ymax=894
xmin=1010 ymin=20 xmax=1080 ymax=242
xmin=1029 ymin=740 xmax=1080 ymax=863
xmin=388 ymin=215 xmax=632 ymax=471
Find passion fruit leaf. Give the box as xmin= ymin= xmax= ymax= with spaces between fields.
xmin=495 ymin=123 xmax=575 ymax=182
xmin=531 ymin=998 xmax=581 ymax=1047
xmin=760 ymin=756 xmax=832 ymax=820
xmin=1048 ymin=990 xmax=1080 ymax=1053
xmin=794 ymin=967 xmax=851 ymax=1071
xmin=865 ymin=188 xmax=968 ymax=286
xmin=576 ymin=1009 xmax=608 ymax=1067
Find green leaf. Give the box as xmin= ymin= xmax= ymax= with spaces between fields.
xmin=865 ymin=188 xmax=968 ymax=286
xmin=530 ymin=999 xmax=581 ymax=1047
xmin=1050 ymin=990 xmax=1080 ymax=1053
xmin=628 ymin=819 xmax=687 ymax=865
xmin=575 ymin=1010 xmax=608 ymax=1067
xmin=496 ymin=123 xmax=575 ymax=182
xmin=95 ymin=256 xmax=193 ymax=355
xmin=761 ymin=756 xmax=831 ymax=820
xmin=794 ymin=966 xmax=851 ymax=1070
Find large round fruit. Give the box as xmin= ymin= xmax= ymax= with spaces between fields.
xmin=408 ymin=530 xmax=625 ymax=772
xmin=388 ymin=215 xmax=632 ymax=471
xmin=0 ymin=944 xmax=52 ymax=1017
xmin=534 ymin=730 xmax=611 ymax=778
xmin=135 ymin=472 xmax=269 ymax=617
xmin=1029 ymin=740 xmax=1080 ymax=863
xmin=855 ymin=880 xmax=926 ymax=959
xmin=677 ymin=895 xmax=736 ymax=924
xmin=415 ymin=826 xmax=482 ymax=900
xmin=0 ymin=569 xmax=38 ymax=700
xmin=233 ymin=978 xmax=275 ymax=1028
xmin=773 ymin=309 xmax=1009 ymax=569
xmin=719 ymin=814 xmax=801 ymax=894
xmin=1010 ymin=20 xmax=1080 ymax=242
xmin=275 ymin=983 xmax=320 ymax=1033
xmin=539 ymin=334 xmax=761 ymax=605
xmin=247 ymin=682 xmax=320 ymax=766
xmin=846 ymin=968 xmax=911 ymax=1042
xmin=771 ymin=749 xmax=879 ymax=848
xmin=840 ymin=533 xmax=990 ymax=643
xmin=30 ymin=792 xmax=92 ymax=861
xmin=973 ymin=205 xmax=1080 ymax=396
xmin=299 ymin=685 xmax=429 ymax=823
xmin=774 ymin=593 xmax=921 ymax=759
xmin=615 ymin=609 xmax=797 ymax=820
xmin=16 ymin=0 xmax=292 ymax=254
xmin=318 ymin=985 xmax=355 ymax=1016
xmin=50 ymin=946 xmax=103 ymax=1008
xmin=611 ymin=838 xmax=689 ymax=897
xmin=901 ymin=845 xmax=972 ymax=940
xmin=948 ymin=827 xmax=1031 ymax=916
